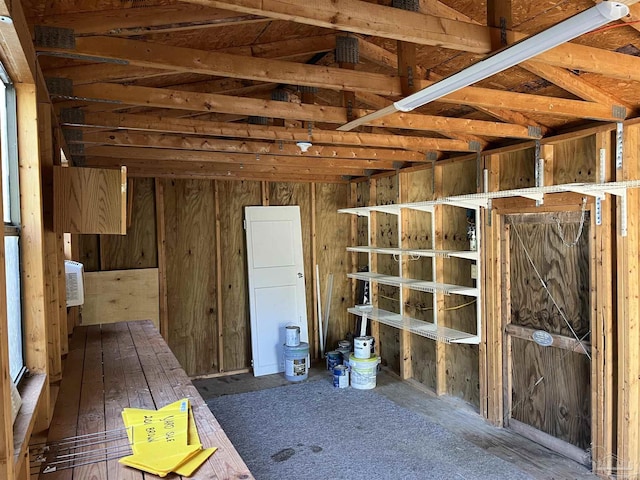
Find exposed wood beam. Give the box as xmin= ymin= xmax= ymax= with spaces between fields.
xmin=521 ymin=61 xmax=632 ymax=112
xmin=37 ymin=36 xmax=399 ymax=96
xmin=83 ymin=155 xmax=370 ymax=176
xmin=181 ymin=0 xmax=492 ymax=53
xmin=188 ymin=0 xmax=640 ymax=84
xmin=355 ymin=91 xmax=490 ymax=149
xmin=31 ymin=4 xmax=268 ymax=36
xmin=42 ymin=34 xmax=337 ymax=85
xmin=0 ymin=0 xmax=35 ymax=82
xmin=529 ymin=40 xmax=640 ymax=84
xmin=70 ymin=130 xmax=426 ymax=162
xmin=60 ymin=111 xmax=475 ymax=152
xmin=356 ymin=38 xmax=545 ymax=132
xmin=61 ymin=83 xmax=541 ymax=139
xmin=125 ymin=168 xmax=350 ymax=183
xmin=40 ymin=36 xmax=623 ymax=121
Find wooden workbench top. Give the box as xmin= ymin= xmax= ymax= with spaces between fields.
xmin=42 ymin=320 xmax=253 ymax=480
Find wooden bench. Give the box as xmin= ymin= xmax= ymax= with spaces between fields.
xmin=40 ymin=320 xmax=253 ymax=479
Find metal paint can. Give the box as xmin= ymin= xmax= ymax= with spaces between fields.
xmin=333 ymin=365 xmax=349 ymax=388
xmin=326 ymin=351 xmax=342 ymax=371
xmin=354 ymin=336 xmax=374 ymax=359
xmin=337 ymin=340 xmax=351 ymax=349
xmin=285 ymin=325 xmax=301 ymax=347
xmin=337 ymin=347 xmax=351 ymax=366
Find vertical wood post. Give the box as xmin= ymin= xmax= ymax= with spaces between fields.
xmin=433 ymin=163 xmax=446 ymax=395
xmin=16 ymin=83 xmax=50 ymax=427
xmin=369 ymin=179 xmax=380 ymax=343
xmin=592 ymin=131 xmax=615 ymax=476
xmin=154 ymin=178 xmax=169 ymax=341
xmin=398 ymin=172 xmax=412 ymax=380
xmin=616 ymin=124 xmax=640 ymax=475
xmin=214 ymin=181 xmax=224 ymax=372
xmin=483 ymin=154 xmax=504 ymax=425
xmin=311 ymin=183 xmax=318 ymax=359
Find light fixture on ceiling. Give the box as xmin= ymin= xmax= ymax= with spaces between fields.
xmin=337 ymin=1 xmax=629 ymax=132
xmin=296 ymin=141 xmax=313 ymax=153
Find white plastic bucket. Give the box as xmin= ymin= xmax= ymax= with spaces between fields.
xmin=284 ymin=342 xmax=309 ymax=382
xmin=349 ymin=354 xmax=380 ymax=390
xmin=353 ymin=336 xmax=374 ymax=359
xmin=285 ymin=325 xmax=301 ymax=347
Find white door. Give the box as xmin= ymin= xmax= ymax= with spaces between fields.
xmin=245 ymin=206 xmax=308 ymax=376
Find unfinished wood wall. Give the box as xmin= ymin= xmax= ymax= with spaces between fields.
xmin=79 ymin=178 xmax=352 ymax=377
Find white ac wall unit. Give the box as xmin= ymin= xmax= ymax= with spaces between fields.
xmin=64 ymin=260 xmax=85 ymax=307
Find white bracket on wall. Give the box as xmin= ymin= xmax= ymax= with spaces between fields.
xmin=616 ymin=122 xmax=624 ymax=170
xmin=535 ymin=140 xmax=544 ymax=206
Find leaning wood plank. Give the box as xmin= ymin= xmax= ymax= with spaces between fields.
xmin=135 ymin=321 xmax=253 ymax=479
xmin=82 ymin=269 xmax=159 ymax=328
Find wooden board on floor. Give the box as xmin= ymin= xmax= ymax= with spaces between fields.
xmin=82 ymin=268 xmax=159 ymax=328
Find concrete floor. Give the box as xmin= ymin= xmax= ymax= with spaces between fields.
xmin=194 ymin=366 xmax=598 ymax=480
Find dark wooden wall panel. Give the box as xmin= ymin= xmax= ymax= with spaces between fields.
xmin=511 ymin=337 xmax=591 ymax=449
xmin=78 ymin=235 xmax=100 ymax=272
xmin=219 ymin=181 xmax=261 ymax=371
xmin=164 ymin=179 xmax=217 ymax=376
xmin=316 ymin=183 xmax=352 ymax=350
xmin=101 ymin=178 xmax=158 ymax=270
xmin=376 ymin=175 xmax=400 ymax=374
xmin=508 ymin=214 xmax=590 ymax=338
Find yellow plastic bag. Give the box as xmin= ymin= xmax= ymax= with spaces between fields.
xmin=119 ymin=399 xmax=216 ymax=477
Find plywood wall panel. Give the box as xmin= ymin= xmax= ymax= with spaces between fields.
xmin=499 ymin=149 xmax=535 ymax=190
xmin=440 ymin=159 xmax=480 ymax=405
xmin=78 ymin=235 xmax=100 ymax=272
xmin=269 ymin=182 xmax=314 ymax=348
xmin=101 ymin=178 xmax=158 ymax=270
xmin=316 ymin=183 xmax=351 ymax=350
xmin=218 ymin=180 xmax=261 ymax=371
xmin=163 ymin=179 xmax=217 ymax=377
xmin=511 ymin=337 xmax=591 ymax=450
xmin=403 ymin=168 xmax=438 ymax=389
xmin=375 ymin=175 xmax=400 ymax=373
xmin=508 ymin=214 xmax=590 ymax=338
xmin=553 ymin=136 xmax=596 ymax=184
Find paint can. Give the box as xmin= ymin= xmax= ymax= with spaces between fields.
xmin=353 ymin=336 xmax=374 ymax=359
xmin=332 ymin=365 xmax=349 ymax=388
xmin=337 ymin=340 xmax=351 ymax=350
xmin=337 ymin=347 xmax=351 ymax=366
xmin=283 ymin=342 xmax=309 ymax=382
xmin=349 ymin=354 xmax=380 ymax=390
xmin=285 ymin=325 xmax=301 ymax=347
xmin=326 ymin=351 xmax=342 ymax=371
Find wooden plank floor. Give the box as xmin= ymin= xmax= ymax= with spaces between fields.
xmin=195 ymin=367 xmax=598 ymax=480
xmin=39 ymin=320 xmax=252 ymax=480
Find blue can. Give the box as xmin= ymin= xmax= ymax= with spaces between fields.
xmin=333 ymin=365 xmax=349 ymax=388
xmin=326 ymin=351 xmax=342 ymax=371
